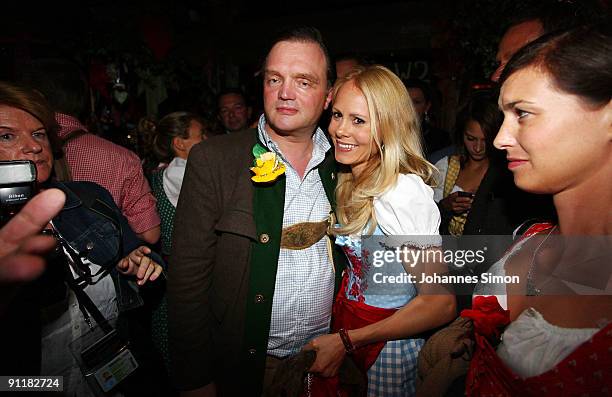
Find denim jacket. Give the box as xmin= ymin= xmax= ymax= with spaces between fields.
xmin=48 ymin=180 xmax=164 ymax=312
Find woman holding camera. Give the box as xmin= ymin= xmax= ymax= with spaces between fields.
xmin=0 ymin=81 xmax=167 ymax=395
xmin=433 ymin=94 xmax=502 ymax=236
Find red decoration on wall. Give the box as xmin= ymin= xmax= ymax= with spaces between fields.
xmin=139 ymin=15 xmax=173 ymax=61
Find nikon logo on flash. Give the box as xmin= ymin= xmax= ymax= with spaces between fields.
xmin=8 ymin=193 xmax=25 ymax=199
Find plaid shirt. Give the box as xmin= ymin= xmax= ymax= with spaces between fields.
xmin=55 ymin=113 xmax=160 ymax=235
xmin=257 ymin=115 xmax=335 ymax=357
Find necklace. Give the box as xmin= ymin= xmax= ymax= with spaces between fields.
xmin=526 ymin=225 xmax=557 ymax=296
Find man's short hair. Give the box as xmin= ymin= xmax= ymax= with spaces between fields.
xmin=335 ymin=53 xmax=369 ymax=67
xmin=502 ymin=0 xmax=605 ymax=36
xmin=263 ymin=26 xmax=334 ymax=88
xmin=403 ymin=78 xmax=433 ymax=104
xmin=216 ymin=88 xmax=248 ymax=110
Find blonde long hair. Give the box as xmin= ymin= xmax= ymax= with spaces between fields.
xmin=333 ymin=65 xmax=436 ymax=235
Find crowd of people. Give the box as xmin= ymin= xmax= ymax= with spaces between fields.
xmin=0 ymin=3 xmax=610 ymax=397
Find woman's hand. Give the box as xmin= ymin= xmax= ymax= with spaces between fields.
xmin=440 ymin=192 xmax=473 ymax=214
xmin=303 ymin=333 xmax=346 ymax=377
xmin=116 ymin=246 xmax=163 ymax=285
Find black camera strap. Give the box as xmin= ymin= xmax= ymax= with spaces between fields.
xmin=51 ymin=182 xmax=126 ymax=335
xmin=65 ymin=269 xmax=114 ymax=334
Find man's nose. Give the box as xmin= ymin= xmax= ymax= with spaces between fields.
xmin=279 ymin=81 xmax=295 ymax=100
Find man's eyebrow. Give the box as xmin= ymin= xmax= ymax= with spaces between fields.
xmin=263 ymin=70 xmax=320 ymax=84
xmin=294 ymin=73 xmax=320 ymax=84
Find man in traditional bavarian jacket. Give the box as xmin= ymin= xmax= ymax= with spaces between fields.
xmin=168 ymin=26 xmax=347 ymax=396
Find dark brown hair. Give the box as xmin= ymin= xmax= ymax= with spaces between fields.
xmin=500 ymin=23 xmax=612 ymax=108
xmin=454 ymin=91 xmax=503 ymax=163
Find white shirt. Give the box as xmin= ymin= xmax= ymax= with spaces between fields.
xmin=162 ymin=157 xmax=186 ymax=207
xmin=257 ymin=115 xmax=335 ymax=357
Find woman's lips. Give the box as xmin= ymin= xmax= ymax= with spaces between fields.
xmin=507 ymin=159 xmax=528 ymax=169
xmin=335 ymin=141 xmax=357 ymax=152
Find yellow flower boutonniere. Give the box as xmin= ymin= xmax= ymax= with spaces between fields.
xmin=250 ymin=143 xmax=286 ymax=183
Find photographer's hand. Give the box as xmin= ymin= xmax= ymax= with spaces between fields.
xmin=116 ymin=245 xmax=163 ymax=285
xmin=0 ymin=188 xmax=65 ymax=283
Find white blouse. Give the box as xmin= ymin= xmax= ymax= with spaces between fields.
xmin=373 ymin=173 xmax=442 ymax=248
xmin=162 ymin=157 xmax=186 ymax=207
xmin=497 ymin=308 xmax=598 ymax=378
xmin=473 ymin=234 xmax=602 ymax=378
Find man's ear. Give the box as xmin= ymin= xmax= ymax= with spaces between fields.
xmin=323 ymin=89 xmax=333 ymax=110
